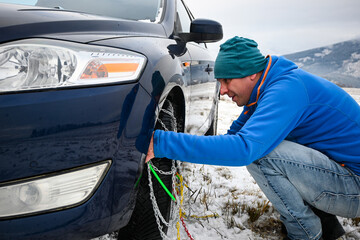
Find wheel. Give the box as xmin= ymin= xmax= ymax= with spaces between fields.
xmin=118 ymin=99 xmax=178 ymax=240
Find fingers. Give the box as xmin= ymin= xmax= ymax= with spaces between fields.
xmin=145 ymin=132 xmax=155 ymax=163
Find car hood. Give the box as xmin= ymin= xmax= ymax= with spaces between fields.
xmin=0 ymin=3 xmax=167 ymax=43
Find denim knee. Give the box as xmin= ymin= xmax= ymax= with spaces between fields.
xmin=247 ymin=141 xmax=360 ymax=219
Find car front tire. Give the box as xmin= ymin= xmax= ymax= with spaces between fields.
xmin=118 ymin=99 xmax=178 ymax=240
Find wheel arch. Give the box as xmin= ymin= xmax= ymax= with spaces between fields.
xmin=159 ymin=86 xmax=185 ymax=133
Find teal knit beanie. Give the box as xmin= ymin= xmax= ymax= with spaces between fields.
xmin=214 ymin=36 xmax=267 ymax=79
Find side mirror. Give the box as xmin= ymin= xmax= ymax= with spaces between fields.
xmin=178 ymin=18 xmax=223 ymax=43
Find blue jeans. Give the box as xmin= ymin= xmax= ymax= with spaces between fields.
xmin=247 ymin=140 xmax=360 ymax=240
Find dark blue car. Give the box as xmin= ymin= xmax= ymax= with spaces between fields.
xmin=0 ymin=0 xmax=222 ymax=239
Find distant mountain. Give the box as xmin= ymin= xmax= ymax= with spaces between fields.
xmin=284 ymin=39 xmax=360 ymax=87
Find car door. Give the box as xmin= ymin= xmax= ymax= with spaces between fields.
xmin=176 ymin=0 xmax=219 ymax=135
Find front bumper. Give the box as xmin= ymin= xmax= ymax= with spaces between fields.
xmin=0 ymin=83 xmax=155 ymax=239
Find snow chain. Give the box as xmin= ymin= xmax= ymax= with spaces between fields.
xmin=148 ymin=106 xmax=218 ymax=240
xmin=148 ymin=161 xmax=219 ymax=240
xmin=148 ymin=160 xmax=196 ymax=240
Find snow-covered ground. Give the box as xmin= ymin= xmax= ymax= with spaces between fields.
xmin=96 ymin=88 xmax=360 ymax=240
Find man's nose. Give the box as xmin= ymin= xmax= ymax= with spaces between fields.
xmin=220 ymin=83 xmax=227 ymax=95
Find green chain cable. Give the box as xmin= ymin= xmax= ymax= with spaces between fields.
xmin=149 ymin=162 xmax=177 ymax=202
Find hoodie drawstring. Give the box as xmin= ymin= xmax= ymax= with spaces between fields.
xmin=244 ymin=55 xmax=272 ymax=115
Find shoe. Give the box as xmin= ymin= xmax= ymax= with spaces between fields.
xmin=283 ymin=237 xmax=324 ymax=240
xmin=281 ymin=207 xmax=344 ymax=240
xmin=281 ymin=226 xmax=324 ymax=240
xmin=311 ymin=207 xmax=345 ymax=240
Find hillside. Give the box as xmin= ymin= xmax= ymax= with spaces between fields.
xmin=284 ymin=39 xmax=360 ymax=87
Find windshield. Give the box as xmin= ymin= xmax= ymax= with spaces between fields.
xmin=0 ymin=0 xmax=164 ymax=22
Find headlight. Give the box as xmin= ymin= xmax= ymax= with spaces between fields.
xmin=0 ymin=39 xmax=146 ymax=93
xmin=0 ymin=160 xmax=111 ymax=218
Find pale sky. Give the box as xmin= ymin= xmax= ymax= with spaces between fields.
xmin=186 ymin=0 xmax=360 ymax=56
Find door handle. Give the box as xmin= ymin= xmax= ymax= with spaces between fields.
xmin=205 ymin=65 xmax=213 ymax=74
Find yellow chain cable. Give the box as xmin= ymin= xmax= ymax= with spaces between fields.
xmin=180 ymin=174 xmax=184 ymax=206
xmin=181 ymin=210 xmax=219 ymax=219
xmin=189 ymin=213 xmax=219 ymax=219
xmin=179 ymin=174 xmax=184 ymax=220
xmin=176 ymin=173 xmax=184 ymax=240
xmin=176 ymin=222 xmax=180 ymax=240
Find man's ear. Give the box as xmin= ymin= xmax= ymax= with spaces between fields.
xmin=249 ymin=73 xmax=257 ymax=81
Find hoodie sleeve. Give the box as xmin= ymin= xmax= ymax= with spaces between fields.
xmin=153 ymin=77 xmax=309 ymax=166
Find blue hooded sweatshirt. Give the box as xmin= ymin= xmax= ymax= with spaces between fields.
xmin=153 ymin=56 xmax=360 ymax=175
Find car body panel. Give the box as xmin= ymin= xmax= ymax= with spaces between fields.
xmin=0 ymin=84 xmax=149 ymax=181
xmin=187 ymin=42 xmax=219 ymax=134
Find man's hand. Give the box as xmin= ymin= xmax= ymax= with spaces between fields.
xmin=145 ymin=132 xmax=155 ymax=163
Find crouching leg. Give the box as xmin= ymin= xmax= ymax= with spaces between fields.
xmin=246 ymin=140 xmax=360 ymax=240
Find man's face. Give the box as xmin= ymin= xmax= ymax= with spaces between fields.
xmin=218 ymin=74 xmax=257 ymax=107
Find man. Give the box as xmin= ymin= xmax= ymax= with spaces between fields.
xmin=146 ymin=36 xmax=360 ymax=240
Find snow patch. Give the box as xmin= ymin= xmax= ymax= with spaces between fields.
xmin=343 ymin=53 xmax=360 ymax=78
xmin=314 ymin=48 xmax=332 ymax=58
